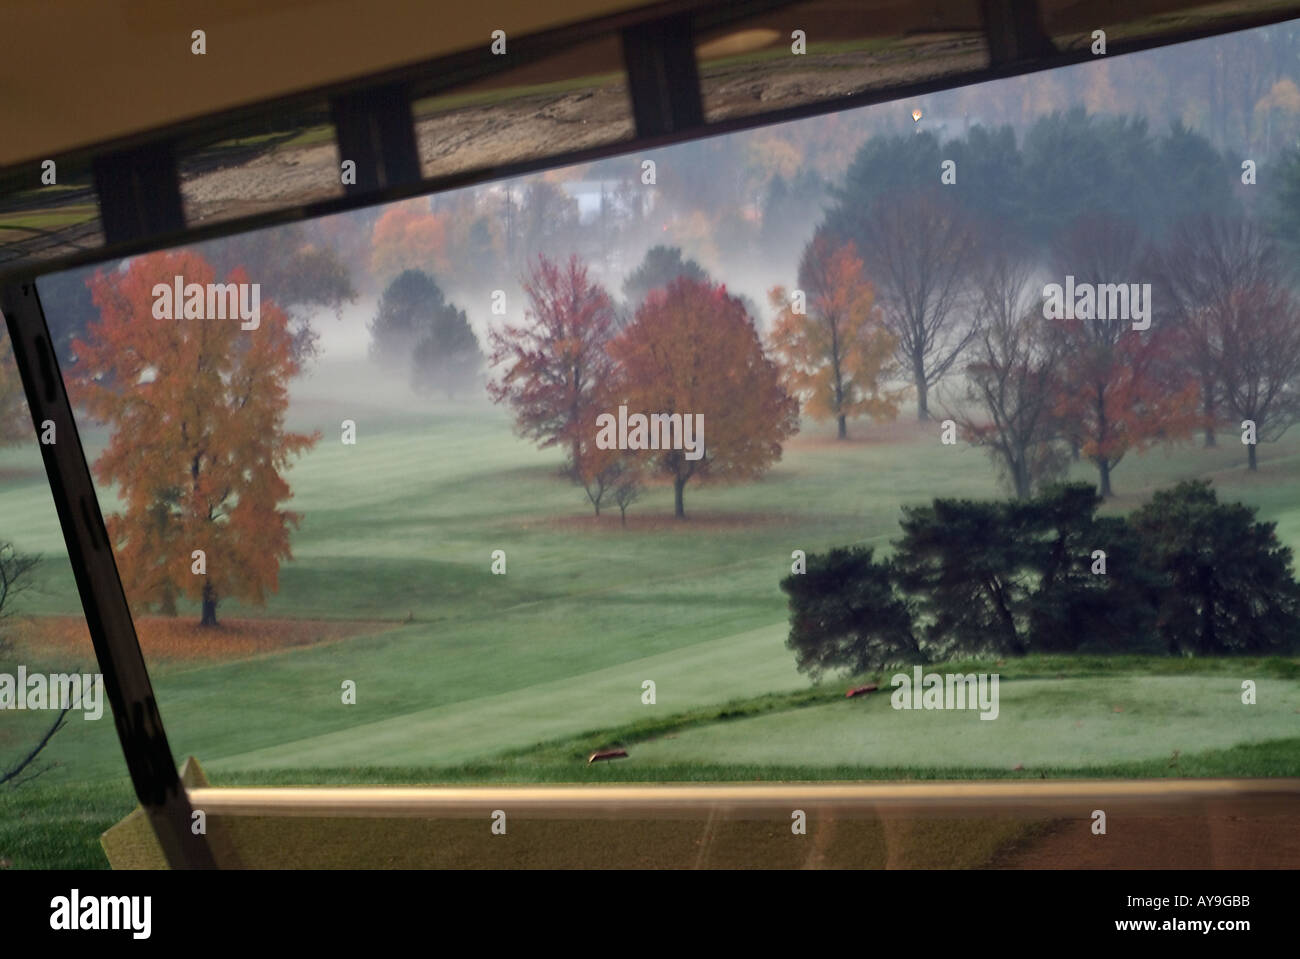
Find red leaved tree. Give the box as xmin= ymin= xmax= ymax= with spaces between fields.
xmin=67 ymin=250 xmax=318 ymax=626
xmin=1052 ymin=319 xmax=1199 ymax=497
xmin=1049 ymin=215 xmax=1199 ymax=497
xmin=488 ymin=254 xmax=617 ymax=476
xmin=608 ymin=277 xmax=800 ymax=518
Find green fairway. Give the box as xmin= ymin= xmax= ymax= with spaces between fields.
xmin=4 ymin=358 xmax=1300 ymax=868
xmin=205 ymin=622 xmax=803 ymax=771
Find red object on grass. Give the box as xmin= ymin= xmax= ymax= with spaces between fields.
xmin=846 ymin=684 xmax=879 ymax=698
xmin=588 ymin=748 xmax=629 ymax=763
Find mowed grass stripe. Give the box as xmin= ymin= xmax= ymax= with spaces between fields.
xmin=204 ymin=622 xmax=800 ymax=770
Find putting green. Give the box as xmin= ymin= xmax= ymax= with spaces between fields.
xmin=623 ymin=676 xmax=1300 ymax=769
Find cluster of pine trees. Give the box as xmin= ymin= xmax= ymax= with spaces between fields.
xmin=781 ymin=481 xmax=1300 ymax=676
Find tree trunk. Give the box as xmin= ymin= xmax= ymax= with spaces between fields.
xmin=674 ymin=474 xmax=687 ymax=519
xmin=1199 ymin=563 xmax=1215 ymax=654
xmin=987 ymin=577 xmax=1024 ymax=655
xmin=200 ymin=582 xmax=219 ymax=628
xmin=1098 ymin=459 xmax=1113 ymax=498
xmin=837 ymin=414 xmax=847 ymax=440
xmin=1013 ymin=458 xmax=1031 ymax=499
xmin=1203 ymin=386 xmax=1217 ymax=447
xmin=1070 ymin=438 xmax=1080 ymax=461
xmin=619 ymin=506 xmax=627 ymax=527
xmin=1248 ymin=442 xmax=1258 ymax=471
xmin=915 ymin=374 xmax=929 ymax=422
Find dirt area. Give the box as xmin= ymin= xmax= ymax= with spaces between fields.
xmin=178 ymin=84 xmax=637 ymax=227
xmin=699 ymin=40 xmax=989 ymax=122
xmin=9 ymin=614 xmax=396 ymax=666
xmin=993 ymin=811 xmax=1300 ymax=868
xmin=174 ymin=39 xmax=991 ymax=227
xmin=413 ymin=88 xmax=634 ymax=180
xmin=180 ymin=141 xmax=345 ymax=227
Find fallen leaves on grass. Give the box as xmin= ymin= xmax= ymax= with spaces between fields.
xmin=11 ymin=615 xmax=396 ymax=665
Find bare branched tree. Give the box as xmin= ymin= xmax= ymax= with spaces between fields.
xmin=1155 ymin=215 xmax=1285 ymax=446
xmin=948 ymin=247 xmax=1067 ymax=498
xmin=1216 ymin=282 xmax=1300 ymax=470
xmin=0 ymin=706 xmax=70 ymax=787
xmin=0 ymin=541 xmax=38 ymax=658
xmin=0 ymin=542 xmax=66 ymax=788
xmin=856 ymin=192 xmax=979 ymax=421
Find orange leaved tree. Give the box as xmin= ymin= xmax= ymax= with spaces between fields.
xmin=370 ymin=200 xmax=450 ymax=283
xmin=608 ymin=277 xmax=799 ymax=518
xmin=68 ymin=250 xmax=318 ymax=626
xmin=769 ymin=235 xmax=900 ymax=439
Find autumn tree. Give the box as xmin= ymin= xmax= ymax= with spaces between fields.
xmin=572 ymin=399 xmax=643 ymax=521
xmin=488 ymin=254 xmax=617 ymax=474
xmin=1051 ymin=325 xmax=1199 ymax=498
xmin=370 ymin=199 xmax=450 ymax=283
xmin=1214 ymin=282 xmax=1300 ymax=470
xmin=1049 ymin=215 xmax=1199 ymax=496
xmin=68 ymin=250 xmax=318 ymax=627
xmin=1154 ymin=215 xmax=1283 ymax=447
xmin=607 ymin=277 xmax=799 ymax=518
xmin=950 ymin=248 xmax=1066 ymax=498
xmin=768 ymin=234 xmax=899 ymax=439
